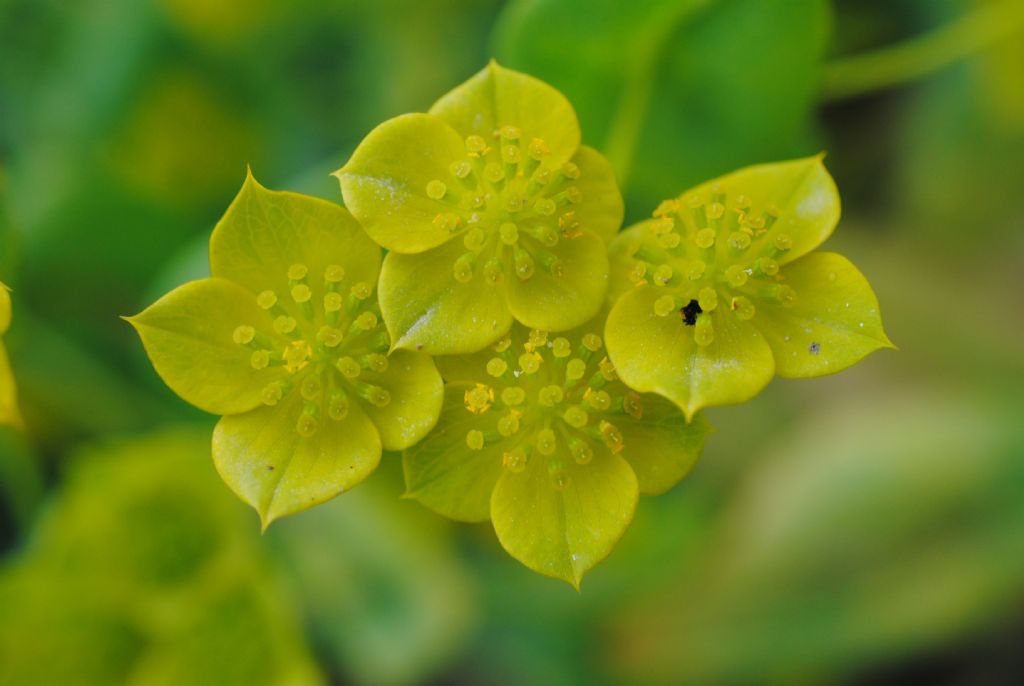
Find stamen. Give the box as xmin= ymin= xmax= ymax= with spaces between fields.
xmin=498 ymin=411 xmax=521 ymax=437
xmin=502 ymin=447 xmax=528 ymax=472
xmin=536 ymin=428 xmax=557 ymax=455
xmin=518 ymin=351 xmax=542 ymax=374
xmin=426 ymin=180 xmax=447 ymax=200
xmin=552 ymin=337 xmax=571 ymax=358
xmin=464 ymin=384 xmax=494 ymax=413
xmin=486 ymin=357 xmax=508 ymax=377
xmin=538 ymin=385 xmax=564 ymax=407
xmin=233 ymin=325 xmax=256 ymax=345
xmin=501 ymin=387 xmax=526 ymax=406
xmin=328 ymin=390 xmax=349 ymax=420
xmin=730 ymin=296 xmax=756 ymax=320
xmin=563 ymin=405 xmax=588 ymax=428
xmin=256 ymin=291 xmax=278 ymax=310
xmin=466 ymin=430 xmax=485 ymax=450
xmin=336 ymin=356 xmax=361 ymax=379
xmin=598 ymin=420 xmax=624 ymax=454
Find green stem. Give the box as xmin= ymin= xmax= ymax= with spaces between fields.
xmin=821 ymin=0 xmax=1024 ymax=102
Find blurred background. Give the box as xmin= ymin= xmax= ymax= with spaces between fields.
xmin=1 ymin=0 xmax=1023 ymax=683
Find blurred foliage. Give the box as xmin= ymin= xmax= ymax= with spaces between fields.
xmin=1 ymin=0 xmax=1023 ymax=683
xmin=0 ymin=428 xmax=322 ymax=685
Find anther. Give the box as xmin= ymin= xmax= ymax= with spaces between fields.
xmin=501 ymin=387 xmax=526 ymax=406
xmin=317 ymin=326 xmax=343 ymax=348
xmin=464 ymin=384 xmax=494 ymax=413
xmin=536 ymin=429 xmax=557 ymax=455
xmin=465 ymin=135 xmax=488 ymax=156
xmin=725 ymin=264 xmax=749 ymax=288
xmin=363 ymin=353 xmax=389 ymax=372
xmin=426 ymin=179 xmax=447 ymax=200
xmin=536 ymin=251 xmax=565 ymax=278
xmin=698 ymin=287 xmax=718 ymax=312
xmin=483 ymin=257 xmax=504 ymax=285
xmin=502 ymin=447 xmax=528 ymax=472
xmin=499 ymin=222 xmax=519 ymax=245
xmin=463 ymin=227 xmax=486 ymax=251
xmin=514 ymin=249 xmax=535 ymax=281
xmin=559 ymin=211 xmax=582 ymax=239
xmin=685 ymin=260 xmax=706 ymax=281
xmin=629 ymin=261 xmax=647 ymax=283
xmin=560 ymin=162 xmax=580 ymax=180
xmin=551 ymin=470 xmax=571 ymax=491
xmin=757 ymin=257 xmax=779 ymax=277
xmin=466 ymin=430 xmax=485 ymax=451
xmin=501 ymin=144 xmax=522 ymax=165
xmin=257 ymin=290 xmax=278 ymax=310
xmin=354 ymin=311 xmax=378 ymax=331
xmin=582 ymin=333 xmax=602 ymax=352
xmin=288 ymin=264 xmax=308 ymax=281
xmin=324 ymin=292 xmax=343 ymax=313
xmin=728 ymin=232 xmax=751 ymax=251
xmin=336 ymin=356 xmax=361 ymax=379
xmin=598 ymin=420 xmax=624 ymax=454
xmin=654 ymin=294 xmax=677 ymax=317
xmin=730 ymin=296 xmax=756 ymax=320
xmin=696 ymin=317 xmax=712 ymax=350
xmin=328 ymin=390 xmax=349 ymax=420
xmin=552 ymin=337 xmax=571 ymax=358
xmin=296 ymin=411 xmax=319 ymax=438
xmin=623 ymin=392 xmax=643 ymax=419
xmin=351 ymin=282 xmax=372 ymax=300
xmin=538 ymin=385 xmax=564 ymax=407
xmin=533 ymin=198 xmax=556 ymax=216
xmin=598 ymin=357 xmax=617 ymax=381
xmin=695 ymin=228 xmax=716 ymax=249
xmin=325 ymin=265 xmax=345 ymax=283
xmin=453 ymin=252 xmax=475 ymax=284
xmin=528 ymin=330 xmax=548 ymax=350
xmin=274 ymin=317 xmax=299 ymax=337
xmin=773 ymin=233 xmax=793 ymax=251
xmin=262 ymin=382 xmax=284 ymax=406
xmin=250 ymin=350 xmax=270 ymax=370
xmin=653 ymin=264 xmax=673 ymax=286
xmin=484 ymin=162 xmax=505 ymax=184
xmin=233 ymin=325 xmax=256 ymax=345
xmin=587 ymin=389 xmax=612 ymax=412
xmin=301 ymin=374 xmax=322 ymax=400
xmin=450 ymin=160 xmax=473 ymax=180
xmin=284 ymin=341 xmax=311 ymax=372
xmin=658 ymin=232 xmax=681 ymax=249
xmin=363 ymin=385 xmax=391 ymax=408
xmin=706 ymin=202 xmax=725 ymax=221
xmin=291 ymin=284 xmax=312 ymax=303
xmin=528 ymin=138 xmax=550 ymax=160
xmin=569 ymin=437 xmax=593 ymax=465
xmin=493 ymin=335 xmax=512 ymax=353
xmin=486 ymin=357 xmax=508 ymax=377
xmin=497 ymin=411 xmax=521 ymax=437
xmin=566 ymin=358 xmax=587 ymax=381
xmin=563 ymin=405 xmax=588 ymax=428
xmin=518 ymin=351 xmax=542 ymax=375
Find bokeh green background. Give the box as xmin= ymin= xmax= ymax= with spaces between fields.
xmin=2 ymin=0 xmax=1023 ymax=684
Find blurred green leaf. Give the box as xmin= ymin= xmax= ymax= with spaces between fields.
xmin=0 ymin=428 xmax=323 ymax=686
xmin=493 ymin=0 xmax=830 ymax=215
xmin=268 ymin=460 xmax=477 ymax=686
xmin=609 ymin=391 xmax=1024 ymax=685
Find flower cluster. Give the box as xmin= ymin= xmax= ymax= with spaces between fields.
xmin=130 ymin=62 xmax=890 ymax=585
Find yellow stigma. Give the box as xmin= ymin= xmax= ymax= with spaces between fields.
xmin=283 ymin=340 xmax=312 ymax=373
xmin=464 ymin=383 xmax=494 ymax=414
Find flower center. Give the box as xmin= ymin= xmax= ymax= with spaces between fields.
xmin=631 ymin=187 xmax=798 ymax=346
xmin=460 ymin=329 xmax=643 ymax=491
xmin=232 ymin=263 xmax=392 ymax=438
xmin=424 ymin=126 xmax=585 ymax=286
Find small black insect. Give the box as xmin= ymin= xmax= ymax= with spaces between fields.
xmin=680 ymin=299 xmax=703 ymax=326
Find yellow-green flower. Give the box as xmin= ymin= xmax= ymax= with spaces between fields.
xmin=605 ymin=156 xmax=893 ymax=420
xmin=127 ymin=173 xmax=444 ymax=527
xmin=0 ymin=282 xmax=21 ymax=428
xmin=336 ymin=61 xmax=624 ymax=355
xmin=404 ymin=323 xmax=710 ymax=588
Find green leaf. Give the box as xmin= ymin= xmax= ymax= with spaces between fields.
xmin=491 ymin=447 xmax=639 ymax=589
xmin=379 ymin=238 xmax=514 ymax=355
xmin=757 ymin=252 xmax=893 ymax=378
xmin=403 ymin=383 xmax=512 ymax=522
xmin=504 ymin=230 xmax=609 ymax=332
xmin=212 ymin=392 xmax=382 ymax=528
xmin=127 ymin=277 xmax=290 ymax=416
xmin=429 ymin=60 xmax=581 ymax=166
xmin=210 ymin=171 xmax=381 ymax=298
xmin=336 ymin=113 xmax=468 ymax=253
xmin=605 ymin=284 xmax=775 ymax=419
xmin=493 ymin=0 xmax=830 ymax=210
